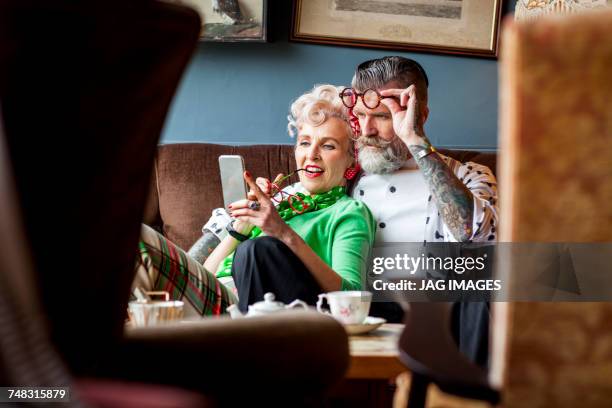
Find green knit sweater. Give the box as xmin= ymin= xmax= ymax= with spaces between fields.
xmin=217 ymin=195 xmax=376 ymax=290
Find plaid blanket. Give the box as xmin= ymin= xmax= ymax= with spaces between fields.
xmin=133 ymin=224 xmax=237 ymax=317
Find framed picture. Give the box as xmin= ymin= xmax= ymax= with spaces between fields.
xmin=291 ymin=0 xmax=503 ymax=58
xmin=178 ymin=0 xmax=268 ymax=42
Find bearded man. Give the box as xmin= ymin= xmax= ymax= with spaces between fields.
xmin=347 ymin=56 xmax=498 ymax=245
xmin=346 ymin=56 xmax=498 ymax=367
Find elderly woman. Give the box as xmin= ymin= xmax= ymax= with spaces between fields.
xmin=204 ymin=84 xmax=375 ymax=311
xmin=133 ymin=85 xmax=375 ymax=316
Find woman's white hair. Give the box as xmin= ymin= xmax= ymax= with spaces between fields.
xmin=287 ymin=84 xmax=351 ymax=139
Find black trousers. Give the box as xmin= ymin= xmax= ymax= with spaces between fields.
xmin=231 ymin=236 xmax=323 ymax=313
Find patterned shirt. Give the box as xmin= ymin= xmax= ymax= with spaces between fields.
xmin=351 ymin=154 xmax=498 ymax=244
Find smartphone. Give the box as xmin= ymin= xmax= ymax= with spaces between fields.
xmin=219 ymin=155 xmax=247 ymax=209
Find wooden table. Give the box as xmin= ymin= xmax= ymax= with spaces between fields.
xmin=330 ymin=324 xmax=408 ymax=407
xmin=346 ymin=323 xmax=407 ymax=380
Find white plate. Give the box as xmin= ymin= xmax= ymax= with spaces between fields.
xmin=343 ymin=316 xmax=387 ymax=335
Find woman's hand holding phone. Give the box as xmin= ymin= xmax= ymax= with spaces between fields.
xmin=229 ymin=172 xmax=293 ymax=241
xmin=230 ymin=173 xmax=284 ymax=236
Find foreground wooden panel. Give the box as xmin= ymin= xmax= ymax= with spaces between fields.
xmin=494 ymin=9 xmax=612 ymax=408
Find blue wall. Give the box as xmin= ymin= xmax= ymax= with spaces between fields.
xmin=162 ymin=1 xmax=514 ymax=151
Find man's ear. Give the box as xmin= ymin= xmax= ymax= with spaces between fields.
xmin=421 ymin=106 xmax=430 ymax=126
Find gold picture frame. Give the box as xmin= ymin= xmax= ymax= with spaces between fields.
xmin=291 ymin=0 xmax=504 ymax=58
xmin=177 ymin=0 xmax=268 ymax=42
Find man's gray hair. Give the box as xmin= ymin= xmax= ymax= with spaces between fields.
xmin=351 ymin=56 xmax=429 ymax=105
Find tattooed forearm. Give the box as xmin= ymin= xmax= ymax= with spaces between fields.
xmin=409 ymin=140 xmax=474 ymax=241
xmin=187 ymin=231 xmax=221 ymax=264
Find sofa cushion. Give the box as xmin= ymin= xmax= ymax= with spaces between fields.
xmin=144 ymin=143 xmax=497 ymax=250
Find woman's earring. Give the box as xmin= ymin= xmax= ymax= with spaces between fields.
xmin=344 ymin=143 xmax=360 ymax=180
xmin=343 ymin=165 xmax=360 ymax=180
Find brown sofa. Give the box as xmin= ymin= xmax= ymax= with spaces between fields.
xmin=144 ymin=143 xmax=498 ymax=251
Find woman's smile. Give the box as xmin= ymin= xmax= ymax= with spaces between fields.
xmin=304 ymin=165 xmax=324 ymax=178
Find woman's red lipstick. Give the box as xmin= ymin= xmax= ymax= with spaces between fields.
xmin=304 ymin=165 xmax=324 ymax=178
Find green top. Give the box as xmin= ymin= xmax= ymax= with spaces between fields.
xmin=217 ymin=194 xmax=376 ymax=291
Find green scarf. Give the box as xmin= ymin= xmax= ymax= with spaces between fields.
xmin=216 ymin=186 xmax=347 ymax=278
xmin=249 ymin=185 xmax=346 ymax=238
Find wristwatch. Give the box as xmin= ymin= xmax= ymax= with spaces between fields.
xmin=226 ymin=219 xmax=250 ymax=242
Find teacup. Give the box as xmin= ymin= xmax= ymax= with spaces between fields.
xmin=128 ymin=292 xmax=184 ymax=327
xmin=316 ymin=291 xmax=372 ymax=324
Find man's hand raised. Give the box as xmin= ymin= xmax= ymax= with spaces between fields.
xmin=379 ymin=85 xmax=426 ymax=146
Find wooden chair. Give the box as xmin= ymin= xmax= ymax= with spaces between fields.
xmin=397 ymin=302 xmax=500 ymax=408
xmin=0 ymin=111 xmax=211 ymax=406
xmin=0 ymin=2 xmax=349 ymax=405
xmin=492 ymin=8 xmax=612 ymax=408
xmin=396 ymin=8 xmax=612 ymax=407
xmin=0 ymin=0 xmax=202 ymax=375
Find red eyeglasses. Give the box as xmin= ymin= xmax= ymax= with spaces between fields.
xmin=340 ymin=88 xmax=395 ymax=109
xmin=266 ymin=171 xmax=310 ymax=214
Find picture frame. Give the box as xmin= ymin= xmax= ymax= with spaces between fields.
xmin=291 ymin=0 xmax=504 ymax=58
xmin=178 ymin=0 xmax=268 ymax=42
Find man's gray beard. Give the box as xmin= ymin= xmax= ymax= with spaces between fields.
xmin=357 ymin=136 xmax=410 ymax=175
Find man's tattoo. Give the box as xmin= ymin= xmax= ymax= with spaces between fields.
xmin=187 ymin=231 xmax=221 ymax=265
xmin=409 ymin=140 xmax=474 ymax=241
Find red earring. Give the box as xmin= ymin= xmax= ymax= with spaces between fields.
xmin=343 ymin=144 xmax=361 ymax=180
xmin=344 ymin=165 xmax=361 ymax=180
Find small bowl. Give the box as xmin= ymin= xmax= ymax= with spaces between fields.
xmin=128 ymin=300 xmax=184 ymax=327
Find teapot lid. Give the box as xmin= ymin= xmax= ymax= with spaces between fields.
xmin=250 ymin=293 xmax=286 ymax=313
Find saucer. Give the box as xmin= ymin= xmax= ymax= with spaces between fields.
xmin=343 ymin=316 xmax=386 ymax=335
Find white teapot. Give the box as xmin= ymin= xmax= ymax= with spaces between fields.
xmin=227 ymin=292 xmax=308 ymax=318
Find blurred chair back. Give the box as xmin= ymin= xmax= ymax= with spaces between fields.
xmin=398 ymin=302 xmax=499 ymax=407
xmin=0 ymin=0 xmax=201 ymax=374
xmin=0 ymin=112 xmax=73 ymax=391
xmin=493 ymin=9 xmax=612 ymax=407
xmin=1 ymin=113 xmax=211 ymax=407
